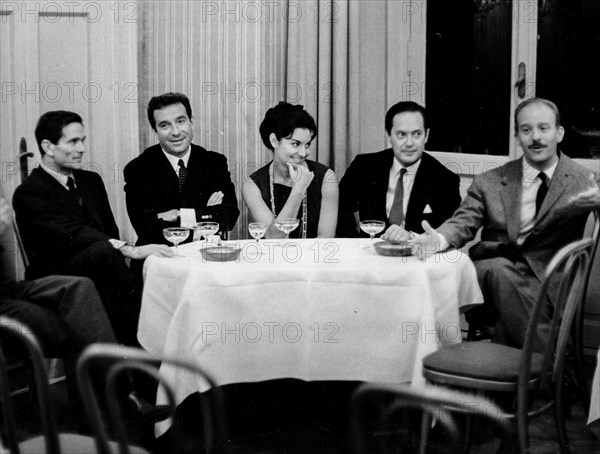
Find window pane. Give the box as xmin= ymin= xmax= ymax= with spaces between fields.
xmin=425 ymin=0 xmax=512 ymax=155
xmin=536 ymin=0 xmax=600 ymax=159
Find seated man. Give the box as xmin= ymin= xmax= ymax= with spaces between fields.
xmin=0 ymin=198 xmax=164 ymax=423
xmin=124 ymin=92 xmax=240 ymax=245
xmin=337 ymin=101 xmax=460 ymax=239
xmin=12 ymin=111 xmax=173 ymax=346
xmin=410 ymin=97 xmax=600 ymax=349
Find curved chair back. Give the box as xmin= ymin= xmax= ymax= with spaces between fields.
xmin=0 ymin=316 xmax=60 ymax=454
xmin=76 ymin=343 xmax=228 ymax=454
xmin=518 ymin=237 xmax=594 ymax=415
xmin=350 ymin=382 xmax=511 ymax=454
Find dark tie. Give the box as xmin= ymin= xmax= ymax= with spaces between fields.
xmin=66 ymin=176 xmax=82 ymax=206
xmin=178 ymin=159 xmax=188 ymax=192
xmin=388 ymin=168 xmax=408 ymax=226
xmin=535 ymin=172 xmax=548 ymax=216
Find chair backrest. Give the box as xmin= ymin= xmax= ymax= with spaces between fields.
xmin=577 ymin=210 xmax=600 ymax=343
xmin=350 ymin=382 xmax=511 ymax=454
xmin=519 ymin=237 xmax=595 ymax=404
xmin=76 ymin=343 xmax=228 ymax=454
xmin=0 ymin=316 xmax=61 ymax=454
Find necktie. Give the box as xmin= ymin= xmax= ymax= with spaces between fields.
xmin=66 ymin=176 xmax=82 ymax=206
xmin=178 ymin=159 xmax=188 ymax=192
xmin=535 ymin=172 xmax=548 ymax=216
xmin=388 ymin=168 xmax=408 ymax=226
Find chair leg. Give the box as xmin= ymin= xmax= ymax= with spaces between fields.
xmin=516 ymin=394 xmax=530 ymax=454
xmin=419 ymin=412 xmax=431 ymax=454
xmin=554 ymin=381 xmax=572 ymax=454
xmin=467 ymin=324 xmax=477 ymax=341
xmin=573 ymin=327 xmax=590 ymax=415
xmin=464 ymin=413 xmax=473 ymax=454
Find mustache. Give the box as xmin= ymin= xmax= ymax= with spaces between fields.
xmin=529 ymin=141 xmax=546 ymax=148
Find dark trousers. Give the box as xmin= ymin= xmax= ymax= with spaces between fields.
xmin=62 ymin=241 xmax=142 ymax=346
xmin=474 ymin=256 xmax=551 ymax=351
xmin=0 ymin=275 xmax=117 ymax=356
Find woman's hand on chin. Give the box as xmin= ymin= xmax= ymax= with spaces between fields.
xmin=287 ymin=162 xmax=314 ymax=191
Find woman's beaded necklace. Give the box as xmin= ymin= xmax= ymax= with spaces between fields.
xmin=269 ymin=161 xmax=308 ymax=239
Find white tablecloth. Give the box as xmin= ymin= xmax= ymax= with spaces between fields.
xmin=138 ymin=238 xmax=483 ymax=435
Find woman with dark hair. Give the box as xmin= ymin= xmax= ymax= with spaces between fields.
xmin=243 ymin=102 xmax=338 ymax=239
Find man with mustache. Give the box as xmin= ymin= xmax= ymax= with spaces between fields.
xmin=410 ymin=97 xmax=599 ymax=349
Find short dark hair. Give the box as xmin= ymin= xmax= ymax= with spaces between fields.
xmin=514 ymin=97 xmax=561 ymax=133
xmin=384 ymin=101 xmax=427 ymax=134
xmin=259 ymin=102 xmax=317 ymax=150
xmin=35 ymin=111 xmax=83 ymax=156
xmin=147 ymin=92 xmax=193 ymax=131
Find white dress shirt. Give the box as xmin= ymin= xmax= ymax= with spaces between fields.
xmin=385 ymin=158 xmax=421 ymax=227
xmin=162 ymin=146 xmax=191 ymax=174
xmin=517 ymin=158 xmax=558 ymax=245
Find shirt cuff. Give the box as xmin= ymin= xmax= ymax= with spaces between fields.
xmin=108 ymin=239 xmax=127 ymax=249
xmin=438 ymin=233 xmax=449 ymax=251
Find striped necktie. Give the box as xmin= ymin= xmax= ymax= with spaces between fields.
xmin=178 ymin=159 xmax=188 ymax=192
xmin=388 ymin=168 xmax=407 ymax=226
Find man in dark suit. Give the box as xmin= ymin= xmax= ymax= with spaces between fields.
xmin=124 ymin=92 xmax=239 ymax=246
xmin=337 ymin=101 xmax=460 ymax=239
xmin=12 ymin=111 xmax=173 ymax=347
xmin=412 ymin=98 xmax=600 ymax=349
xmin=1 ymin=196 xmax=168 ymax=424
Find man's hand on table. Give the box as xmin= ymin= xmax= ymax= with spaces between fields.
xmin=410 ymin=221 xmax=444 ymax=261
xmin=381 ymin=224 xmax=413 ymax=243
xmin=157 ymin=209 xmax=180 ymax=222
xmin=120 ymin=243 xmax=174 ymax=260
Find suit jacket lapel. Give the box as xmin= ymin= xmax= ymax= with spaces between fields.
xmin=36 ymin=168 xmax=84 ymax=216
xmin=181 ymin=146 xmax=204 ymax=204
xmin=535 ymin=155 xmax=568 ymax=222
xmin=406 ymin=154 xmax=431 ymax=223
xmin=500 ymin=159 xmax=522 ymax=242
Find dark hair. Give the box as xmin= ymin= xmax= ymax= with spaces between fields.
xmin=35 ymin=111 xmax=83 ymax=156
xmin=384 ymin=101 xmax=427 ymax=134
xmin=259 ymin=102 xmax=317 ymax=150
xmin=147 ymin=92 xmax=193 ymax=131
xmin=514 ymin=97 xmax=561 ymax=133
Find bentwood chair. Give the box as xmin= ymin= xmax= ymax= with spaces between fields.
xmin=574 ymin=210 xmax=599 ymax=414
xmin=350 ymin=383 xmax=511 ymax=454
xmin=0 ymin=316 xmax=100 ymax=454
xmin=422 ymin=238 xmax=595 ymax=454
xmin=77 ymin=343 xmax=228 ymax=454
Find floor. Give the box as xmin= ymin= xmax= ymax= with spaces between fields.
xmin=8 ymin=364 xmax=600 ymax=454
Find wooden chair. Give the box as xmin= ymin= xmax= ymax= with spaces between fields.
xmin=422 ymin=237 xmax=595 ymax=454
xmin=574 ymin=209 xmax=599 ymax=414
xmin=76 ymin=343 xmax=228 ymax=454
xmin=0 ymin=316 xmax=102 ymax=454
xmin=350 ymin=382 xmax=511 ymax=454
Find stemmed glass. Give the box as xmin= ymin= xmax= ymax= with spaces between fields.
xmin=248 ymin=222 xmax=267 ymax=242
xmin=359 ymin=220 xmax=386 ymax=243
xmin=162 ymin=227 xmax=190 ymax=255
xmin=274 ymin=218 xmax=299 ymax=239
xmin=195 ymin=222 xmax=220 ymax=242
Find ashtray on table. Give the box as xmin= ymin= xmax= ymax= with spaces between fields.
xmin=373 ymin=240 xmax=413 ymax=257
xmin=200 ymin=244 xmax=241 ymax=262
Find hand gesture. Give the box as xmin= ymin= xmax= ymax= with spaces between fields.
xmin=287 ymin=162 xmax=314 ymax=192
xmin=556 ymin=174 xmax=600 ymax=217
xmin=411 ymin=221 xmax=443 ymax=261
xmin=121 ymin=243 xmax=174 ymax=260
xmin=381 ymin=224 xmax=412 ymax=243
xmin=157 ymin=209 xmax=180 ymax=222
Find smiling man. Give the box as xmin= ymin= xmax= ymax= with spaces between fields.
xmin=337 ymin=101 xmax=461 ymax=238
xmin=411 ymin=97 xmax=599 ymax=349
xmin=12 ymin=110 xmax=173 ymax=347
xmin=124 ymin=92 xmax=239 ymax=246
